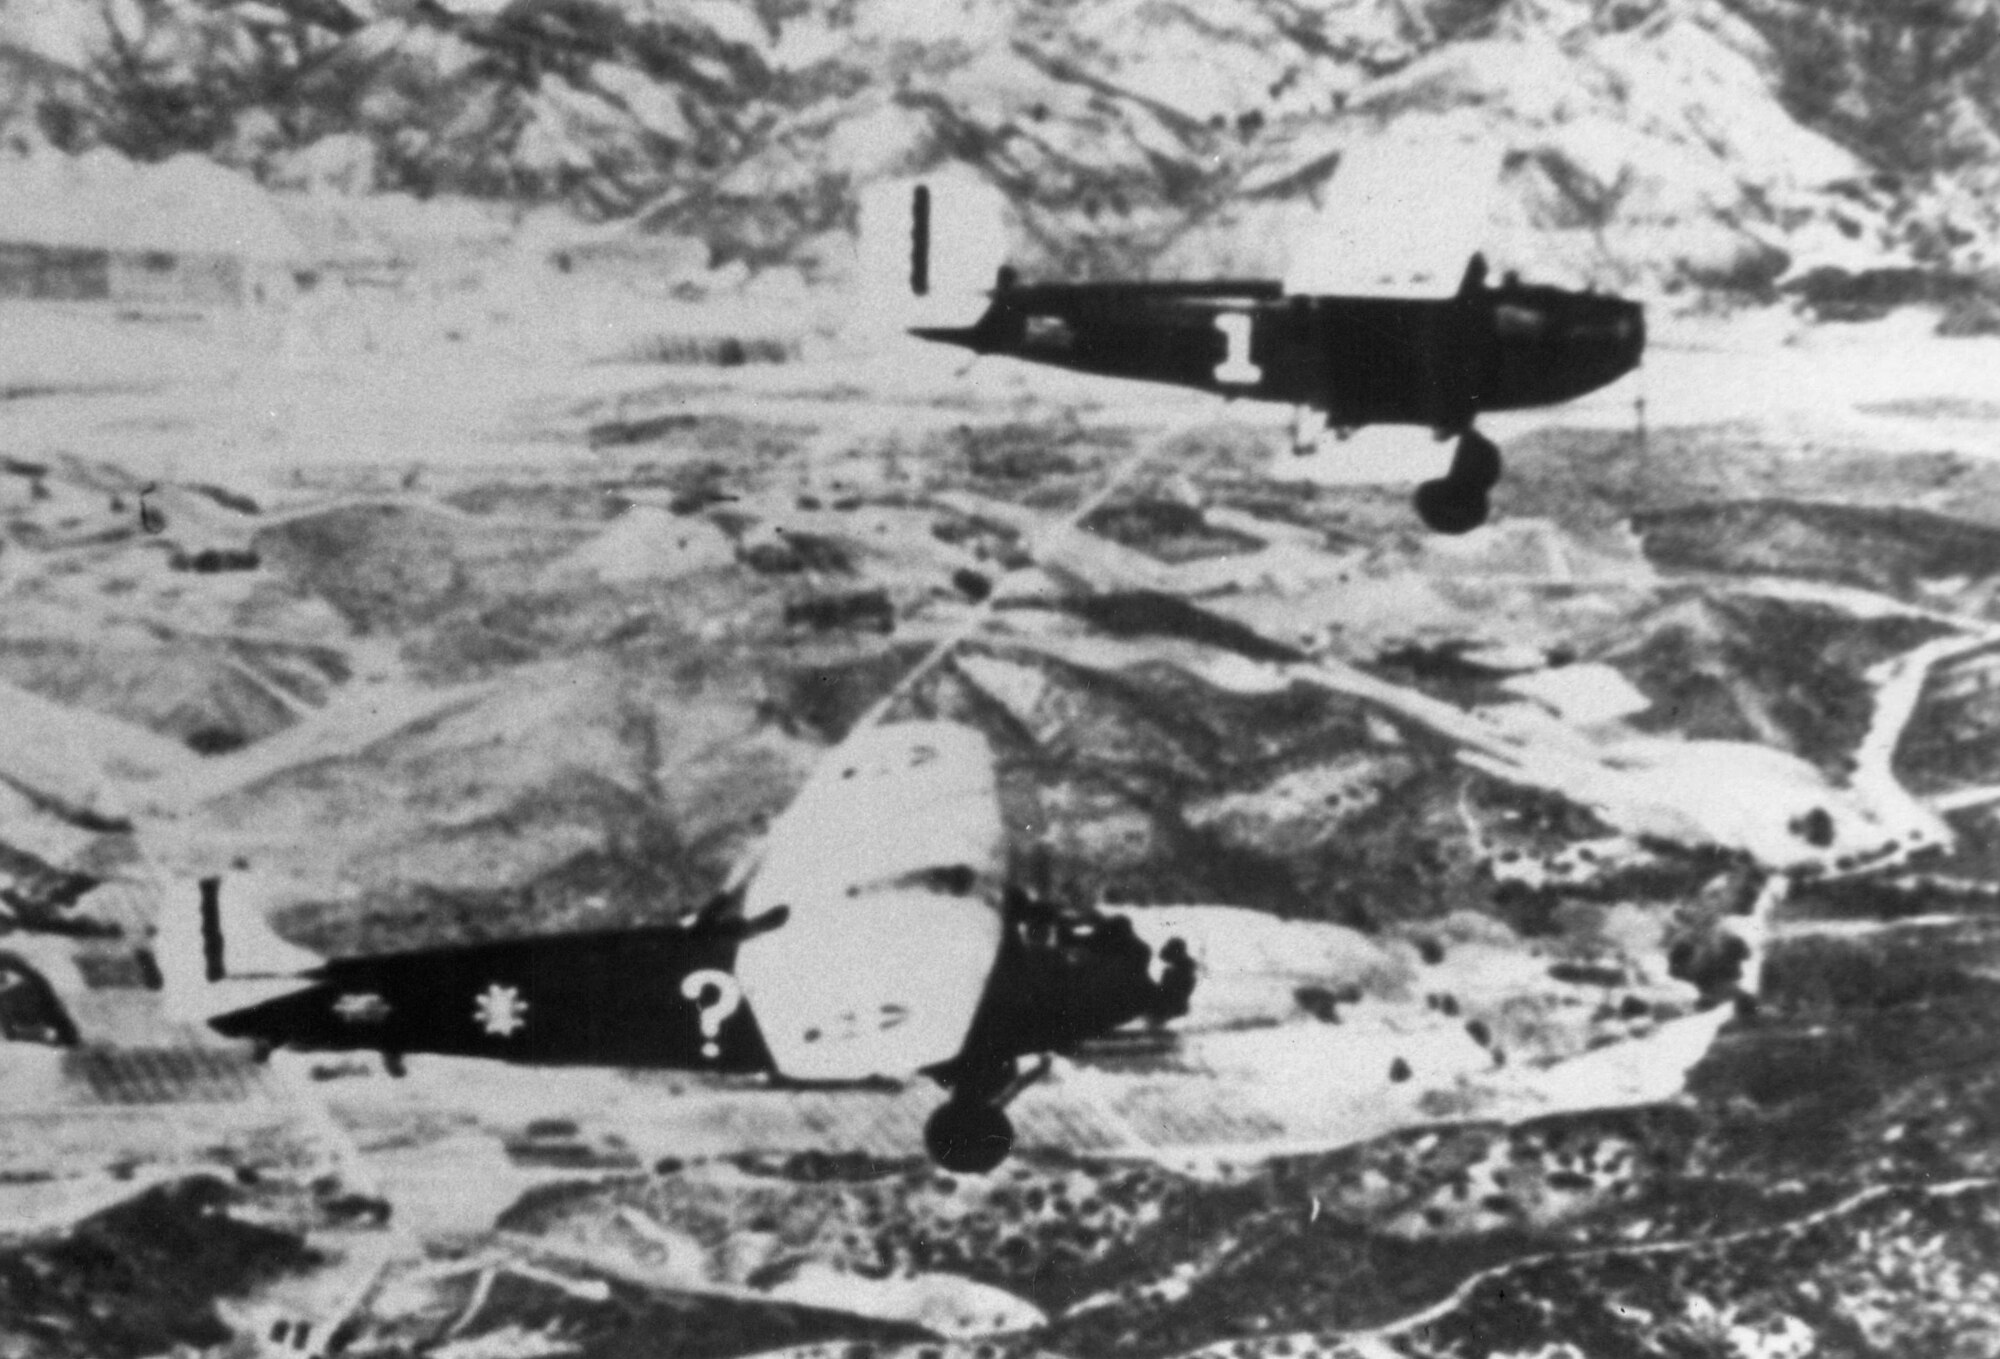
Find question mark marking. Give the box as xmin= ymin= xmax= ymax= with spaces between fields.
xmin=680 ymin=969 xmax=744 ymax=1060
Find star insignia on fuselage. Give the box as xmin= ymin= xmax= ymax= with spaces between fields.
xmin=474 ymin=982 xmax=528 ymax=1038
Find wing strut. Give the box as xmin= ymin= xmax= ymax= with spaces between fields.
xmin=722 ymin=433 xmax=1174 ymax=896
xmin=853 ymin=440 xmax=1164 ymax=733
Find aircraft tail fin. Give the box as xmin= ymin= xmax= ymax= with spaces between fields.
xmin=155 ymin=874 xmax=326 ymax=1024
xmin=854 ymin=170 xmax=1011 ymax=334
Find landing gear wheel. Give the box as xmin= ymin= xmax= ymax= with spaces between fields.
xmin=924 ymin=1099 xmax=1014 ymax=1174
xmin=1413 ymin=477 xmax=1490 ymax=535
xmin=1450 ymin=431 xmax=1502 ymax=491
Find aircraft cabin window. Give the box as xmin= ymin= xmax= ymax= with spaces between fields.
xmin=1495 ymin=304 xmax=1550 ymax=339
xmin=1026 ymin=315 xmax=1074 ymax=350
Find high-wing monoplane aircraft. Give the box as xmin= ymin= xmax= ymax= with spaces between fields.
xmin=870 ymin=132 xmax=1645 ymax=534
xmin=165 ymin=722 xmax=1194 ymax=1174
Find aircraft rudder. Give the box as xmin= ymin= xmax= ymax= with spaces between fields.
xmin=854 ymin=168 xmax=1011 ymax=333
xmin=153 ymin=872 xmax=326 ymax=1024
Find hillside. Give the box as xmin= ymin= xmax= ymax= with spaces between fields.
xmin=0 ymin=0 xmax=1996 ymax=289
xmin=5 ymin=3 xmax=2000 ymax=1357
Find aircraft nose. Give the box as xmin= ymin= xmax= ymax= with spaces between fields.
xmin=1609 ymin=299 xmax=1646 ymax=371
xmin=1570 ymin=297 xmax=1645 ymax=385
xmin=1484 ymin=289 xmax=1646 ymax=411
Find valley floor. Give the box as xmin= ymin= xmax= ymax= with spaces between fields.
xmin=2 ymin=288 xmax=1998 ymax=1359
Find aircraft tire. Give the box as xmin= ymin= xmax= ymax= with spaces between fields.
xmin=1450 ymin=431 xmax=1502 ymax=490
xmin=1413 ymin=478 xmax=1489 ymax=535
xmin=924 ymin=1098 xmax=1014 ymax=1174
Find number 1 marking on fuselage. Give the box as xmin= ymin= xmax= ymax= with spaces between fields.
xmin=1213 ymin=312 xmax=1261 ymax=386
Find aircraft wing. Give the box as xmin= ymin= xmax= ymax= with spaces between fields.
xmin=1282 ymin=116 xmax=1503 ymax=298
xmin=734 ymin=721 xmax=1007 ymax=1083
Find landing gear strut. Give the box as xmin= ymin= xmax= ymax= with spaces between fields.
xmin=1413 ymin=431 xmax=1501 ymax=535
xmin=923 ymin=1054 xmax=1047 ymax=1174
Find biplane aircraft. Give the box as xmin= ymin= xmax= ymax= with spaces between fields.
xmin=869 ymin=132 xmax=1645 ymax=534
xmin=164 ymin=722 xmax=1195 ymax=1174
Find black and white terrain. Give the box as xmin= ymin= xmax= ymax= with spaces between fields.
xmin=1 ymin=2 xmax=1999 ymax=1357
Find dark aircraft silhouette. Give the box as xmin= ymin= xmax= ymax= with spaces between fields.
xmin=913 ymin=255 xmax=1644 ymax=534
xmin=873 ymin=146 xmax=1645 ymax=535
xmin=172 ymin=724 xmax=1195 ymax=1175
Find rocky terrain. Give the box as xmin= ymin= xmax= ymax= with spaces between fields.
xmin=0 ymin=1 xmax=1997 ymax=1355
xmin=0 ymin=272 xmax=1994 ymax=1357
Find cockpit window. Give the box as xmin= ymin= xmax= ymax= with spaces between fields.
xmin=1495 ymin=304 xmax=1550 ymax=340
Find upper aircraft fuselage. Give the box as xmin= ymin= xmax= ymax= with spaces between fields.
xmin=914 ymin=271 xmax=1646 ymax=436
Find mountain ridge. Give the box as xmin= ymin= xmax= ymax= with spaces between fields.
xmin=0 ymin=0 xmax=1995 ymax=291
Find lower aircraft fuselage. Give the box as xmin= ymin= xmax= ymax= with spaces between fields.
xmin=207 ymin=900 xmax=1186 ymax=1088
xmin=210 ymin=924 xmax=775 ymax=1072
xmin=916 ymin=270 xmax=1645 ymax=435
